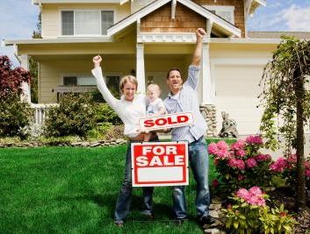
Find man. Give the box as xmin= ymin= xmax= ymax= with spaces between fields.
xmin=164 ymin=28 xmax=215 ymax=228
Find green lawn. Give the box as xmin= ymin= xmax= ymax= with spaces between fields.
xmin=0 ymin=145 xmax=217 ymax=234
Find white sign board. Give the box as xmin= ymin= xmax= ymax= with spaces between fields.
xmin=131 ymin=142 xmax=188 ymax=187
xmin=139 ymin=112 xmax=194 ymax=131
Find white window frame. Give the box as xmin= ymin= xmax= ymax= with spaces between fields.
xmin=59 ymin=9 xmax=115 ymax=37
xmin=61 ymin=73 xmax=96 ymax=86
xmin=203 ymin=5 xmax=235 ymax=24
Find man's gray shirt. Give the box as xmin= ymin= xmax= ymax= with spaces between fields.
xmin=164 ymin=65 xmax=207 ymax=143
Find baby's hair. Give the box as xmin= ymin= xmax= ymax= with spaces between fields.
xmin=119 ymin=75 xmax=138 ymax=93
xmin=147 ymin=83 xmax=161 ymax=95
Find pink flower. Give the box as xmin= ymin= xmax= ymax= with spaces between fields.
xmin=305 ymin=169 xmax=310 ymax=178
xmin=208 ymin=141 xmax=229 ymax=159
xmin=231 ymin=140 xmax=245 ymax=151
xmin=249 ymin=186 xmax=263 ymax=196
xmin=246 ymin=158 xmax=258 ymax=168
xmin=269 ymin=157 xmax=288 ymax=173
xmin=237 ymin=187 xmax=266 ymax=206
xmin=247 ymin=196 xmax=266 ymax=206
xmin=208 ymin=143 xmax=218 ymax=155
xmin=236 ymin=188 xmax=250 ymax=200
xmin=255 ymin=154 xmax=271 ymax=162
xmin=245 ymin=135 xmax=263 ymax=145
xmin=235 ymin=149 xmax=246 ymax=157
xmin=228 ymin=158 xmax=245 ymax=170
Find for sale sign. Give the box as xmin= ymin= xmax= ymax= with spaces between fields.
xmin=131 ymin=142 xmax=188 ymax=187
xmin=139 ymin=112 xmax=194 ymax=131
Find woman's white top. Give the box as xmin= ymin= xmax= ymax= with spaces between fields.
xmin=92 ymin=67 xmax=147 ymax=138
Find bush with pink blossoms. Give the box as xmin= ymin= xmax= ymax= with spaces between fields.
xmin=208 ymin=135 xmax=272 ymax=197
xmin=270 ymin=155 xmax=310 ymax=193
xmin=222 ymin=186 xmax=297 ymax=233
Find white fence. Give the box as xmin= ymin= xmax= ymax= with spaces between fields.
xmin=30 ymin=103 xmax=58 ymax=125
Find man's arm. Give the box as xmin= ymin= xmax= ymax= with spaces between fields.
xmin=191 ymin=28 xmax=206 ymax=66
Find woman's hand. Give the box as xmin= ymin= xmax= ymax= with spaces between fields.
xmin=93 ymin=55 xmax=102 ymax=68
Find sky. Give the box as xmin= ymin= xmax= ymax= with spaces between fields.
xmin=1 ymin=0 xmax=310 ymax=67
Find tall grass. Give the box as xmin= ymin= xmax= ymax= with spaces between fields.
xmin=0 ymin=145 xmax=217 ymax=234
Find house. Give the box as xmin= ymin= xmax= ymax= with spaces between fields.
xmin=5 ymin=0 xmax=302 ymax=136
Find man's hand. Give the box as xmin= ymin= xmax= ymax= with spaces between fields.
xmin=196 ymin=28 xmax=206 ymax=42
xmin=93 ymin=55 xmax=102 ymax=68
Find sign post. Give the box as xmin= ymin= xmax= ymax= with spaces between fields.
xmin=131 ymin=142 xmax=188 ymax=187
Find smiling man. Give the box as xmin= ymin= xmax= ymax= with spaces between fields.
xmin=164 ymin=28 xmax=215 ymax=228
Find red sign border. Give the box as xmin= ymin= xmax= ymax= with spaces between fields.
xmin=131 ymin=141 xmax=189 ymax=187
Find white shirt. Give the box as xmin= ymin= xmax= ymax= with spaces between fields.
xmin=92 ymin=67 xmax=147 ymax=138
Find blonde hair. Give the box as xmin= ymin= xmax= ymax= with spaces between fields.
xmin=147 ymin=83 xmax=161 ymax=95
xmin=119 ymin=75 xmax=138 ymax=93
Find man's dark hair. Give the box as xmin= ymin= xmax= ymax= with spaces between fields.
xmin=166 ymin=68 xmax=181 ymax=79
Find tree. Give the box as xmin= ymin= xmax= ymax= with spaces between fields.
xmin=259 ymin=37 xmax=310 ymax=210
xmin=0 ymin=55 xmax=31 ymax=97
xmin=0 ymin=56 xmax=32 ymax=138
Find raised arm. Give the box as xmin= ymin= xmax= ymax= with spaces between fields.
xmin=191 ymin=28 xmax=206 ymax=66
xmin=91 ymin=55 xmax=118 ymax=110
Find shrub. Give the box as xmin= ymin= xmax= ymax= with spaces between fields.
xmin=222 ymin=186 xmax=297 ymax=233
xmin=270 ymin=155 xmax=310 ymax=193
xmin=95 ymin=103 xmax=122 ymax=125
xmin=208 ymin=135 xmax=272 ymax=197
xmin=0 ymin=93 xmax=32 ymax=139
xmin=44 ymin=93 xmax=97 ymax=138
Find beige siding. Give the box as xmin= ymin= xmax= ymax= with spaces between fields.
xmin=38 ymin=57 xmax=136 ymax=103
xmin=41 ymin=3 xmax=130 ymax=38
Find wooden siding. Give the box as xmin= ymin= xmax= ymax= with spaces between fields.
xmin=193 ymin=0 xmax=245 ymax=37
xmin=140 ymin=3 xmax=206 ymax=33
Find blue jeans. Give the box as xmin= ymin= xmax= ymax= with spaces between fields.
xmin=114 ymin=136 xmax=159 ymax=223
xmin=172 ymin=137 xmax=210 ymax=219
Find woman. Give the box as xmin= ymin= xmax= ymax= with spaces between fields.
xmin=92 ymin=55 xmax=158 ymax=227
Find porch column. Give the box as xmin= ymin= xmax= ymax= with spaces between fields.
xmin=201 ymin=43 xmax=214 ymax=104
xmin=200 ymin=43 xmax=217 ymax=137
xmin=136 ymin=43 xmax=146 ymax=93
xmin=19 ymin=54 xmax=31 ymax=103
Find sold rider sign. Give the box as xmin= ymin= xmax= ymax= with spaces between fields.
xmin=131 ymin=142 xmax=188 ymax=187
xmin=139 ymin=112 xmax=194 ymax=131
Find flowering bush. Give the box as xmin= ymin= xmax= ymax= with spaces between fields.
xmin=222 ymin=186 xmax=297 ymax=233
xmin=270 ymin=155 xmax=310 ymax=191
xmin=208 ymin=135 xmax=272 ymax=196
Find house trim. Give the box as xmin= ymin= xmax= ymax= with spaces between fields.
xmin=107 ymin=0 xmax=241 ymax=38
xmin=32 ymin=0 xmax=123 ymax=4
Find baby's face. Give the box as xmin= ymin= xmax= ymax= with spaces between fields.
xmin=147 ymin=87 xmax=160 ymax=101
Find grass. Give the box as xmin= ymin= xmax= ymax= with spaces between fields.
xmin=0 ymin=145 xmax=218 ymax=234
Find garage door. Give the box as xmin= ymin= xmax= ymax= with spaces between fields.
xmin=214 ymin=64 xmax=265 ymax=135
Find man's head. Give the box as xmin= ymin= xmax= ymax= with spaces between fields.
xmin=166 ymin=68 xmax=183 ymax=95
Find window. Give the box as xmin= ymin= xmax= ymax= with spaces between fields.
xmin=63 ymin=76 xmax=96 ymax=86
xmin=61 ymin=10 xmax=114 ymax=36
xmin=203 ymin=5 xmax=235 ymax=24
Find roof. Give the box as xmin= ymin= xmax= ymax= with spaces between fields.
xmin=248 ymin=31 xmax=310 ymax=40
xmin=32 ymin=0 xmax=123 ymax=4
xmin=108 ymin=0 xmax=241 ymax=38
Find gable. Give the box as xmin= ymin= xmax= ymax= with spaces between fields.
xmin=140 ymin=2 xmax=206 ymax=33
xmin=108 ymin=0 xmax=241 ymax=38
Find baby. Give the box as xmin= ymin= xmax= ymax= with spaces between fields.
xmin=144 ymin=83 xmax=166 ymax=141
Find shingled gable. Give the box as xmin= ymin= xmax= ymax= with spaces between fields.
xmin=108 ymin=0 xmax=241 ymax=38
